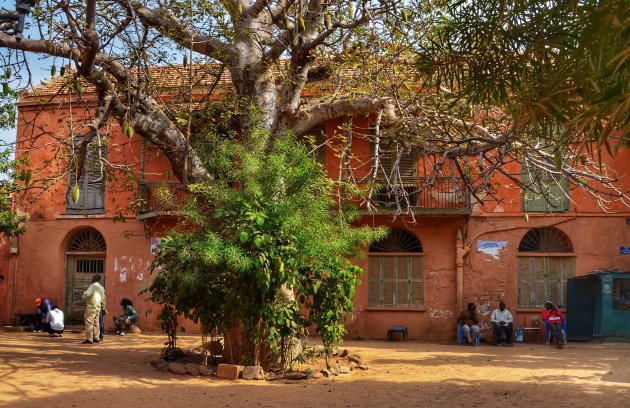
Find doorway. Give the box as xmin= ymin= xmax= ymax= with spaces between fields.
xmin=65 ymin=228 xmax=106 ymax=323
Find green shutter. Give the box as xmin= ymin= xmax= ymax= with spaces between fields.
xmin=368 ymin=257 xmax=381 ymax=306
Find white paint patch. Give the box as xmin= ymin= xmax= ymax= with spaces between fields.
xmin=429 ymin=308 xmax=454 ymax=319
xmin=114 ymin=256 xmax=152 ymax=283
xmin=477 ymin=240 xmax=508 ymax=260
xmin=119 ymin=268 xmax=127 ymax=283
xmin=137 ymin=272 xmax=144 ymax=281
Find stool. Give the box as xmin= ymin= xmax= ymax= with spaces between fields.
xmin=387 ymin=326 xmax=408 ymax=342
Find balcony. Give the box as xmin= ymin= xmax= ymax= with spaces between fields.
xmin=137 ymin=181 xmax=188 ymax=220
xmin=369 ymin=177 xmax=471 ymax=214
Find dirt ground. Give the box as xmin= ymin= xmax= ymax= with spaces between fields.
xmin=1 ymin=330 xmax=629 ymax=408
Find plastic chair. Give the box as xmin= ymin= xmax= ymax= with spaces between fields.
xmin=545 ymin=320 xmax=568 ymax=345
xmin=457 ymin=322 xmax=481 ymax=346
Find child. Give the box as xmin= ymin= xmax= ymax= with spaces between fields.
xmin=113 ymin=298 xmax=138 ymax=336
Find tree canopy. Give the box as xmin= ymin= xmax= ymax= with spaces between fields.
xmin=0 ymin=0 xmax=627 ymax=209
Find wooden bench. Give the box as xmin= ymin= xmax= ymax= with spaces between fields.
xmin=14 ymin=313 xmax=37 ymax=327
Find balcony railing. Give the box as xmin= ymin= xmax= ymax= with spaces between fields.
xmin=137 ymin=181 xmax=187 ymax=217
xmin=369 ymin=177 xmax=471 ymax=214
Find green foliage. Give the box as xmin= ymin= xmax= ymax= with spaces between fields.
xmin=417 ymin=0 xmax=630 ymax=150
xmin=0 ymin=149 xmax=27 ymax=237
xmin=148 ymin=130 xmax=382 ymax=367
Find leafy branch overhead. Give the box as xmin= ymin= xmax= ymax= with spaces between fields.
xmin=0 ymin=0 xmax=627 ymax=211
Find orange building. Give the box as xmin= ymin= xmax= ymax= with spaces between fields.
xmin=2 ymin=71 xmax=629 ymax=342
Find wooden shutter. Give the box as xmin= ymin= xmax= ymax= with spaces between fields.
xmin=382 ymin=257 xmax=395 ymax=306
xmin=518 ymin=257 xmax=533 ymax=307
xmin=67 ymin=141 xmax=106 ymax=214
xmin=533 ymin=257 xmax=547 ymax=307
xmin=396 ymin=257 xmax=408 ymax=306
xmin=410 ymin=256 xmax=424 ymax=307
xmin=559 ymin=257 xmax=575 ymax=307
xmin=368 ymin=257 xmax=381 ymax=306
xmin=521 ymin=168 xmax=569 ymax=213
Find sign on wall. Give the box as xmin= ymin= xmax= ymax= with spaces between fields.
xmin=477 ymin=240 xmax=508 ymax=259
xmin=620 ymin=246 xmax=630 ymax=255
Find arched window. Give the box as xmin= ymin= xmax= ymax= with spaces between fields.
xmin=368 ymin=228 xmax=424 ymax=308
xmin=517 ymin=227 xmax=575 ymax=308
xmin=69 ymin=228 xmax=107 ymax=252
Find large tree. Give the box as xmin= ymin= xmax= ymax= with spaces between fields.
xmin=0 ymin=0 xmax=628 ymax=209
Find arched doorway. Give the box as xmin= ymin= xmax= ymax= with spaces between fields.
xmin=368 ymin=228 xmax=424 ymax=308
xmin=517 ymin=226 xmax=575 ymax=308
xmin=65 ymin=228 xmax=106 ymax=322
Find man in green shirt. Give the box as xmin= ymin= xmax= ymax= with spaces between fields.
xmin=81 ymin=274 xmax=106 ymax=344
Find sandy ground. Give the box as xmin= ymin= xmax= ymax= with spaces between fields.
xmin=1 ymin=330 xmax=629 ymax=408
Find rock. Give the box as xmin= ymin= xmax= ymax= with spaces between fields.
xmin=285 ymin=371 xmax=308 ymax=380
xmin=168 ymin=362 xmax=187 ymax=375
xmin=185 ymin=363 xmax=200 ymax=376
xmin=150 ymin=358 xmax=161 ymax=369
xmin=329 ymin=366 xmax=340 ymax=376
xmin=340 ymin=349 xmax=349 ymax=358
xmin=127 ymin=324 xmax=142 ymax=334
xmin=198 ymin=365 xmax=212 ymax=376
xmin=349 ymin=362 xmax=358 ymax=371
xmin=321 ymin=369 xmax=333 ymax=378
xmin=347 ymin=355 xmax=362 ymax=365
xmin=265 ymin=372 xmax=283 ymax=381
xmin=242 ymin=366 xmax=265 ymax=380
xmin=310 ymin=371 xmax=324 ymax=379
xmin=157 ymin=361 xmax=169 ymax=371
xmin=338 ymin=365 xmax=350 ymax=374
xmin=357 ymin=364 xmax=369 ymax=370
xmin=217 ymin=364 xmax=244 ymax=379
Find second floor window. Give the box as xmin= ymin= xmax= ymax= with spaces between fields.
xmin=66 ymin=139 xmax=106 ymax=215
xmin=521 ymin=167 xmax=570 ymax=213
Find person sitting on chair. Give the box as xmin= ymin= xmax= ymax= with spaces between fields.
xmin=542 ymin=300 xmax=565 ymax=349
xmin=458 ymin=302 xmax=481 ymax=345
xmin=490 ymin=301 xmax=513 ymax=346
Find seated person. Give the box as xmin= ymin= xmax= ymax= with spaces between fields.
xmin=34 ymin=297 xmax=53 ymax=333
xmin=458 ymin=302 xmax=480 ymax=345
xmin=542 ymin=300 xmax=565 ymax=349
xmin=45 ymin=305 xmax=65 ymax=337
xmin=113 ymin=298 xmax=138 ymax=336
xmin=490 ymin=301 xmax=513 ymax=345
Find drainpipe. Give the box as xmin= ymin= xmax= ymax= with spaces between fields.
xmin=456 ymin=228 xmax=470 ymax=314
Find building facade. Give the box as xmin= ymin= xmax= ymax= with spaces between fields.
xmin=2 ymin=72 xmax=629 ymax=342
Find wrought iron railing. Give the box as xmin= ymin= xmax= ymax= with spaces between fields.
xmin=369 ymin=177 xmax=470 ymax=212
xmin=138 ymin=181 xmax=188 ymax=214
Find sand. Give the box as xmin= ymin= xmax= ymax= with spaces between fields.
xmin=1 ymin=330 xmax=629 ymax=408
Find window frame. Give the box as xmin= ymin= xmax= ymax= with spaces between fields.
xmin=368 ymin=252 xmax=425 ymax=308
xmin=521 ymin=168 xmax=570 ymax=213
xmin=517 ymin=254 xmax=576 ymax=308
xmin=66 ymin=138 xmax=107 ymax=215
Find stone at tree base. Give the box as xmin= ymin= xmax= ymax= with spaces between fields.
xmin=310 ymin=371 xmax=324 ymax=379
xmin=338 ymin=365 xmax=350 ymax=374
xmin=168 ymin=362 xmax=187 ymax=375
xmin=357 ymin=364 xmax=369 ymax=370
xmin=217 ymin=364 xmax=244 ymax=379
xmin=349 ymin=362 xmax=358 ymax=371
xmin=242 ymin=366 xmax=265 ymax=380
xmin=321 ymin=369 xmax=333 ymax=378
xmin=340 ymin=349 xmax=349 ymax=358
xmin=198 ymin=365 xmax=212 ymax=376
xmin=127 ymin=324 xmax=142 ymax=334
xmin=285 ymin=371 xmax=308 ymax=380
xmin=347 ymin=355 xmax=362 ymax=365
xmin=264 ymin=372 xmax=282 ymax=381
xmin=329 ymin=366 xmax=340 ymax=376
xmin=185 ymin=363 xmax=200 ymax=376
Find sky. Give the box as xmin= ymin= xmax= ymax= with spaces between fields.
xmin=0 ymin=52 xmax=52 ymax=147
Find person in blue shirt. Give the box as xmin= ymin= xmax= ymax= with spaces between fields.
xmin=114 ymin=298 xmax=138 ymax=336
xmin=34 ymin=297 xmax=53 ymax=333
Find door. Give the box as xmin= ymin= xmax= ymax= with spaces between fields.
xmin=567 ymin=277 xmax=595 ymax=341
xmin=65 ymin=255 xmax=105 ymax=323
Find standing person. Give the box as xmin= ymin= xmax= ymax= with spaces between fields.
xmin=34 ymin=297 xmax=53 ymax=333
xmin=114 ymin=298 xmax=138 ymax=336
xmin=81 ymin=274 xmax=106 ymax=344
xmin=45 ymin=305 xmax=65 ymax=337
xmin=98 ymin=304 xmax=108 ymax=342
xmin=491 ymin=301 xmax=514 ymax=346
xmin=542 ymin=300 xmax=566 ymax=349
xmin=458 ymin=302 xmax=481 ymax=345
